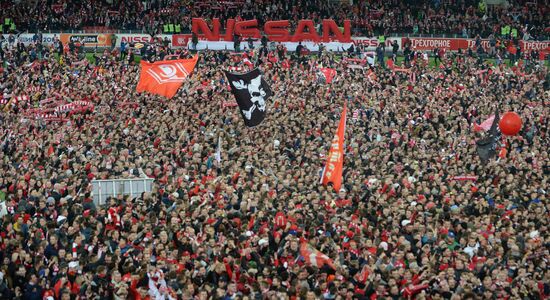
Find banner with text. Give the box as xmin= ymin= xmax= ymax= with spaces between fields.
xmin=59 ymin=33 xmax=112 ymax=47
xmin=116 ymin=34 xmax=171 ymax=47
xmin=404 ymin=37 xmax=550 ymax=53
xmin=2 ymin=33 xmax=57 ymax=45
xmin=4 ymin=32 xmax=548 ymax=54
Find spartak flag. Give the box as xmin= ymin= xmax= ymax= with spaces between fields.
xmin=224 ymin=68 xmax=272 ymax=127
xmin=136 ymin=55 xmax=198 ymax=98
xmin=300 ymin=243 xmax=336 ymax=270
xmin=320 ymin=104 xmax=347 ymax=192
xmin=319 ymin=68 xmax=337 ymax=84
xmin=473 ymin=115 xmax=495 ymax=132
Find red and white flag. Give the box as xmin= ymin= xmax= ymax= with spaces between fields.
xmin=319 ymin=68 xmax=337 ymax=84
xmin=354 ymin=264 xmax=371 ymax=284
xmin=352 ymin=109 xmax=359 ymax=121
xmin=243 ymin=58 xmax=254 ymax=68
xmin=300 ymin=243 xmax=335 ymax=269
xmin=136 ymin=55 xmax=198 ymax=98
xmin=473 ymin=115 xmax=495 ymax=132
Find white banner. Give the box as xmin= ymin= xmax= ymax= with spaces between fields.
xmin=8 ymin=32 xmax=547 ymax=54
xmin=2 ymin=33 xmax=58 ymax=46
xmin=186 ymin=40 xmax=355 ymax=52
xmin=351 ymin=37 xmax=401 ymax=50
xmin=115 ymin=34 xmax=171 ymax=47
xmin=181 ymin=37 xmax=401 ymax=52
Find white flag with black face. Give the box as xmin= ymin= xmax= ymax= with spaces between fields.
xmin=224 ymin=68 xmax=272 ymax=127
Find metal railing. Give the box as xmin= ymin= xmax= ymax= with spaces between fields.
xmin=91 ymin=178 xmax=154 ymax=206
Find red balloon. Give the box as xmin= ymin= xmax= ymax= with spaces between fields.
xmin=499 ymin=112 xmax=522 ymax=136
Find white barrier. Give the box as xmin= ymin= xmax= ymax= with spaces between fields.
xmin=5 ymin=32 xmax=549 ymax=54
xmin=91 ymin=178 xmax=154 ymax=206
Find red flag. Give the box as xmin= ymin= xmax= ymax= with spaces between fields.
xmin=498 ymin=147 xmax=507 ymax=159
xmin=47 ymin=145 xmax=54 ymax=156
xmin=366 ymin=69 xmax=377 ymax=83
xmin=136 ymin=56 xmax=198 ymax=98
xmin=354 ymin=264 xmax=371 ymax=284
xmin=386 ymin=59 xmax=394 ymax=69
xmin=319 ymin=68 xmax=337 ymax=84
xmin=300 ymin=243 xmax=335 ymax=269
xmin=320 ymin=104 xmax=347 ymax=192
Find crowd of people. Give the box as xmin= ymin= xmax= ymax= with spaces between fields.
xmin=1 ymin=0 xmax=549 ymax=40
xmin=0 ymin=22 xmax=549 ymax=300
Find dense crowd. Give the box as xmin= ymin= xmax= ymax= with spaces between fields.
xmin=1 ymin=0 xmax=549 ymax=39
xmin=0 ymin=31 xmax=549 ymax=300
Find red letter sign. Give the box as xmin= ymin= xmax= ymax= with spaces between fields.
xmin=291 ymin=20 xmax=320 ymax=42
xmin=192 ymin=18 xmax=220 ymax=41
xmin=322 ymin=19 xmax=351 ymax=43
xmin=223 ymin=19 xmax=236 ymax=41
xmin=264 ymin=20 xmax=290 ymax=42
xmin=235 ymin=19 xmax=261 ymax=39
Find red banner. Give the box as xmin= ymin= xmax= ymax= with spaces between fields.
xmin=406 ymin=38 xmax=462 ymax=51
xmin=405 ymin=38 xmax=550 ymax=53
xmin=172 ymin=34 xmax=193 ymax=47
xmin=320 ymin=104 xmax=347 ymax=192
xmin=520 ymin=40 xmax=550 ymax=52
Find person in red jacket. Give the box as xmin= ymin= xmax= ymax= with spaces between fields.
xmin=335 ymin=188 xmax=352 ymax=207
xmin=129 ymin=277 xmax=151 ymax=300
